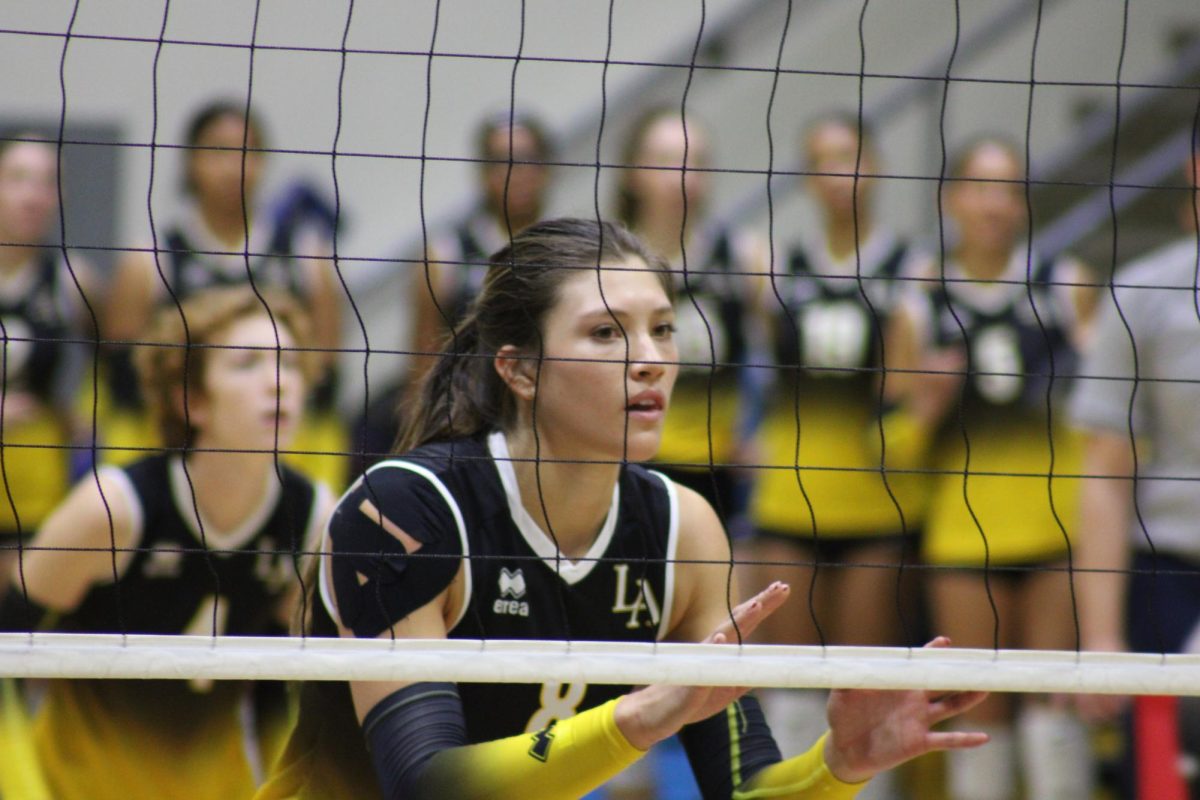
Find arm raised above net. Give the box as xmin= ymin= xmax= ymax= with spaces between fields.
xmin=666 ymin=484 xmax=989 ymax=798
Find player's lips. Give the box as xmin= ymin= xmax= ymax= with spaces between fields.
xmin=625 ymin=389 xmax=665 ymax=421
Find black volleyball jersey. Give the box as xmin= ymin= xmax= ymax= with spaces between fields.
xmin=319 ymin=431 xmax=679 ymax=742
xmin=772 ymin=230 xmax=912 ymax=387
xmin=0 ymin=251 xmax=77 ymax=402
xmin=443 ymin=212 xmax=497 ymax=324
xmin=65 ymin=454 xmax=327 ymax=636
xmin=160 ymin=214 xmax=308 ymax=304
xmin=925 ymin=252 xmax=1078 ymax=416
xmin=671 ymin=229 xmax=749 ymax=379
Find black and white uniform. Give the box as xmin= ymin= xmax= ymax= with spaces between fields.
xmin=321 ymin=431 xmax=678 ymax=739
xmin=751 ymin=229 xmax=927 ymax=540
xmin=913 ymin=249 xmax=1087 ymax=566
xmin=33 ymin=454 xmax=330 ymax=799
xmin=66 ymin=454 xmax=327 ymax=635
xmin=0 ymin=250 xmax=86 ymax=534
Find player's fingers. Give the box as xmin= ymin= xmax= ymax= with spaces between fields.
xmin=922 ymin=636 xmax=952 ymax=649
xmin=713 ymin=582 xmax=789 ymax=642
xmin=928 ymin=691 xmax=989 ymax=724
xmin=924 ymin=731 xmax=990 ymax=751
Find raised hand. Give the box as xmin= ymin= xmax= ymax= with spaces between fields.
xmin=823 ymin=637 xmax=990 ymax=784
xmin=614 ymin=582 xmax=790 ymax=750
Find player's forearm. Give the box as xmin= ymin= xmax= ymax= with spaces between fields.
xmin=1077 ymin=432 xmax=1136 ymax=650
xmin=734 ymin=733 xmax=862 ymax=799
xmin=366 ymin=684 xmax=643 ymax=800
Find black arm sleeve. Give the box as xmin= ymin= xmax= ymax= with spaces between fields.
xmin=680 ymin=693 xmax=783 ymax=800
xmin=363 ymin=682 xmax=468 ymax=800
xmin=0 ymin=586 xmax=50 ymax=633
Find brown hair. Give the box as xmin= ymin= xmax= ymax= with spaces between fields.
xmin=135 ymin=286 xmax=316 ymax=450
xmin=397 ymin=216 xmax=671 ymax=452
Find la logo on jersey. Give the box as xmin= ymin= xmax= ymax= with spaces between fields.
xmin=612 ymin=564 xmax=661 ymax=629
xmin=494 ymin=567 xmax=530 ymax=617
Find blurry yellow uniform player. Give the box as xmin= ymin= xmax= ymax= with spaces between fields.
xmin=0 ymin=288 xmax=333 ymax=800
xmin=881 ymin=137 xmax=1096 ymax=800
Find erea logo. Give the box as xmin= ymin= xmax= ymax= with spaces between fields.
xmin=494 ymin=567 xmax=530 ymax=617
xmin=499 ymin=567 xmax=526 ymax=599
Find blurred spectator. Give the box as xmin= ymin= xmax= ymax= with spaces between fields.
xmin=1071 ymin=139 xmax=1200 ymax=795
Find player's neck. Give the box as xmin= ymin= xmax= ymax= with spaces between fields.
xmin=504 ymin=428 xmax=619 ymax=560
xmin=182 ymin=447 xmax=276 ymax=531
xmin=823 ymin=210 xmax=873 ymax=261
xmin=197 ymin=198 xmax=252 ymax=248
xmin=954 ymin=245 xmax=1011 ymax=281
xmin=634 ymin=209 xmax=694 ymax=263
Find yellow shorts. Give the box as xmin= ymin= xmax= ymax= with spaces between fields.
xmin=0 ymin=412 xmax=71 ymax=534
xmin=751 ymin=394 xmax=927 ymax=537
xmin=923 ymin=424 xmax=1083 ymax=565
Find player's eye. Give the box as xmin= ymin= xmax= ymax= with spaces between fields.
xmin=591 ymin=324 xmax=621 ymax=341
xmin=653 ymin=322 xmax=675 ymax=339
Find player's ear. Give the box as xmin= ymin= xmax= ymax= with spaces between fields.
xmin=494 ymin=344 xmax=536 ymax=402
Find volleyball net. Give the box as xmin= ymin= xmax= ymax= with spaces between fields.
xmin=0 ymin=0 xmax=1199 ymax=700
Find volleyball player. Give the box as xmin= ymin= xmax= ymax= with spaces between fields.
xmin=0 ymin=287 xmax=334 ymax=799
xmin=105 ymin=100 xmax=345 ymax=485
xmin=412 ymin=111 xmax=553 ymax=375
xmin=743 ymin=115 xmax=929 ymax=788
xmin=258 ymin=217 xmax=990 ymax=800
xmin=354 ymin=111 xmax=555 ymax=471
xmin=0 ymin=134 xmax=97 ymax=596
xmin=616 ymin=106 xmax=768 ymax=520
xmin=0 ymin=132 xmax=98 ymax=800
xmin=882 ymin=137 xmax=1096 ymax=800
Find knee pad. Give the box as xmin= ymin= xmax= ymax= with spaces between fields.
xmin=945 ymin=723 xmax=1015 ymax=800
xmin=1018 ymin=706 xmax=1094 ymax=800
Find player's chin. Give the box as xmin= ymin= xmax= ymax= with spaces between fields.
xmin=620 ymin=427 xmax=664 ymax=463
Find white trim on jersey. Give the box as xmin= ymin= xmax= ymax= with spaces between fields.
xmin=318 ymin=459 xmax=475 ymax=633
xmin=487 ymin=431 xmax=620 ymax=586
xmin=169 ymin=456 xmax=282 ymax=554
xmin=95 ymin=464 xmax=144 ymax=581
xmin=648 ymin=470 xmax=679 ymax=642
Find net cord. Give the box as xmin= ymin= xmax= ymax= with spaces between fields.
xmin=0 ymin=634 xmax=1195 ymax=695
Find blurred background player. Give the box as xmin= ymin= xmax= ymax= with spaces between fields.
xmin=353 ymin=110 xmax=555 ymax=472
xmin=616 ymin=105 xmax=768 ymax=525
xmin=105 ymin=100 xmax=346 ymax=488
xmin=607 ymin=105 xmax=770 ymax=800
xmin=742 ymin=113 xmax=929 ymax=799
xmin=0 ymin=133 xmax=98 ymax=594
xmin=1072 ymin=138 xmax=1200 ymax=796
xmin=882 ymin=136 xmax=1096 ymax=800
xmin=0 ymin=132 xmax=99 ymax=800
xmin=0 ymin=286 xmax=334 ymax=799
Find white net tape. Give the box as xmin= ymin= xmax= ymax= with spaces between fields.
xmin=2 ymin=633 xmax=1198 ymax=695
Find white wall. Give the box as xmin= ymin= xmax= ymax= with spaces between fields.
xmin=2 ymin=0 xmax=1196 ymax=412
